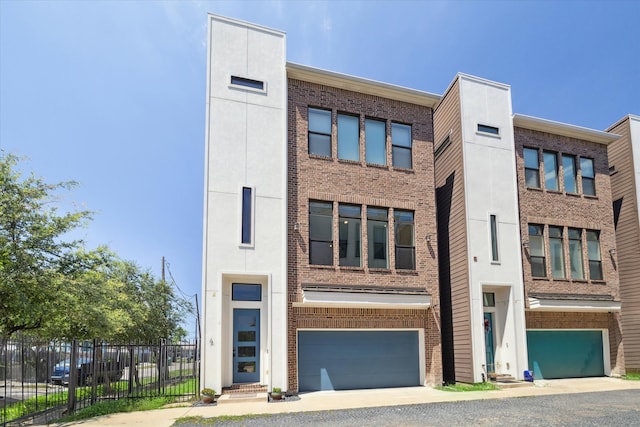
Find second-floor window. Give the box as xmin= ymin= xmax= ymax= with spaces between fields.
xmin=339 ymin=204 xmax=361 ymax=267
xmin=308 ymin=108 xmax=331 ymax=157
xmin=528 ymin=224 xmax=546 ymax=277
xmin=394 ymin=210 xmax=415 ymax=270
xmin=309 ymin=201 xmax=333 ymax=265
xmin=568 ymin=228 xmax=584 ymax=280
xmin=367 ymin=207 xmax=389 ymax=268
xmin=581 ymin=158 xmax=595 ymax=196
xmin=587 ymin=230 xmax=603 ymax=280
xmin=549 ymin=226 xmax=565 ymax=278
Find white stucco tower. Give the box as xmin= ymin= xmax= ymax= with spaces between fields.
xmin=458 ymin=74 xmax=529 ymax=382
xmin=201 ymin=15 xmax=287 ymax=392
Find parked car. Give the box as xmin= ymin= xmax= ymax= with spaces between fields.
xmin=50 ymin=358 xmax=123 ymax=386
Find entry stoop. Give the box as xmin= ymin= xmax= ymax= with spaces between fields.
xmin=489 ymin=374 xmax=534 ymax=389
xmin=218 ymin=383 xmax=269 ymax=404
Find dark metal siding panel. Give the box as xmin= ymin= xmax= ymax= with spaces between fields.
xmin=298 ymin=331 xmax=420 ymax=391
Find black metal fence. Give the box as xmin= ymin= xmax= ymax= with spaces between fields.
xmin=1 ymin=336 xmax=199 ymax=426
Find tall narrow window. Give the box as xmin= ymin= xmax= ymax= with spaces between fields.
xmin=587 ymin=230 xmax=603 ymax=280
xmin=241 ymin=187 xmax=252 ymax=244
xmin=528 ymin=224 xmax=546 ymax=277
xmin=367 ymin=207 xmax=388 ymax=268
xmin=365 ymin=119 xmax=386 ymax=165
xmin=563 ymin=154 xmax=577 ymax=193
xmin=581 ymin=158 xmax=596 ymax=196
xmin=392 ymin=123 xmax=412 ymax=168
xmin=543 ymin=151 xmax=559 ymax=191
xmin=394 ymin=210 xmax=415 ymax=270
xmin=568 ymin=228 xmax=584 ymax=280
xmin=339 ymin=204 xmax=361 ymax=267
xmin=308 ymin=108 xmax=331 ymax=157
xmin=490 ymin=214 xmax=499 ymax=262
xmin=338 ymin=113 xmax=359 ymax=161
xmin=524 ymin=148 xmax=540 ymax=188
xmin=549 ymin=226 xmax=565 ymax=278
xmin=309 ymin=201 xmax=333 ymax=265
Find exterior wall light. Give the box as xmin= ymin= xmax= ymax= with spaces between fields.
xmin=609 ymin=248 xmax=616 ymax=255
xmin=522 ymin=241 xmax=529 ymax=249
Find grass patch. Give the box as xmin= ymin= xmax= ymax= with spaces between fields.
xmin=57 ymin=396 xmax=176 ymax=422
xmin=436 ymin=382 xmax=500 ymax=392
xmin=173 ymin=414 xmax=272 ymax=425
xmin=623 ymin=372 xmax=640 ymax=381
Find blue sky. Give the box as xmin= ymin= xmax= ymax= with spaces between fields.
xmin=1 ymin=1 xmax=639 ymax=337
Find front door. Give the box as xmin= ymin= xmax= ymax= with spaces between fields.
xmin=233 ymin=308 xmax=260 ymax=383
xmin=484 ymin=312 xmax=495 ymax=374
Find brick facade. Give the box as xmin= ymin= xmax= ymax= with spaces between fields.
xmin=514 ymin=127 xmax=624 ymax=375
xmin=287 ymin=78 xmax=442 ymax=390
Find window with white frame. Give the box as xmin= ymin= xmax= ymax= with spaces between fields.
xmin=241 ymin=187 xmax=252 ymax=245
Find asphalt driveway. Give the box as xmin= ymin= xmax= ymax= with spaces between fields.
xmin=173 ymin=389 xmax=640 ymax=427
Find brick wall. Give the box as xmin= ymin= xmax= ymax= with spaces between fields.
xmin=514 ymin=127 xmax=619 ymax=299
xmin=287 ymin=78 xmax=441 ymax=390
xmin=515 ymin=127 xmax=624 ymax=375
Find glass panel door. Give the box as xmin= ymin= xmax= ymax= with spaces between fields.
xmin=484 ymin=312 xmax=495 ymax=374
xmin=233 ymin=308 xmax=260 ymax=383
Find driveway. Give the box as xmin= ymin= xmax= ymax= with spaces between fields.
xmin=172 ymin=389 xmax=640 ymax=426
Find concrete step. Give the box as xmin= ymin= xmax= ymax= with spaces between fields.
xmin=217 ymin=392 xmax=268 ymax=404
xmin=494 ymin=380 xmax=535 ymax=389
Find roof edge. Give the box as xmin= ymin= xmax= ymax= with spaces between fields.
xmin=513 ymin=113 xmax=620 ymax=145
xmin=286 ymin=62 xmax=441 ymax=108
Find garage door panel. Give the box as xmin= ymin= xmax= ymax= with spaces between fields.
xmin=527 ymin=330 xmax=604 ymax=379
xmin=298 ymin=331 xmax=420 ymax=391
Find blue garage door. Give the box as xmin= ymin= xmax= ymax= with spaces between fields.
xmin=298 ymin=330 xmax=420 ymax=391
xmin=527 ymin=330 xmax=604 ymax=379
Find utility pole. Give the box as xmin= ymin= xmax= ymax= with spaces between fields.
xmin=161 ymin=256 xmax=165 ymax=282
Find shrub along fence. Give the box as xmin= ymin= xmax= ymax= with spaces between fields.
xmin=0 ymin=336 xmax=199 ymax=426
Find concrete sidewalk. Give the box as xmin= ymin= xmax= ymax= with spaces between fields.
xmin=51 ymin=378 xmax=640 ymax=427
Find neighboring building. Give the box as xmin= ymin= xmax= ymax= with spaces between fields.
xmin=202 ymin=14 xmax=630 ymax=393
xmin=513 ymin=115 xmax=624 ymax=379
xmin=607 ymin=115 xmax=640 ymax=373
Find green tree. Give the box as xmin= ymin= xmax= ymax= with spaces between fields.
xmin=0 ymin=153 xmax=91 ymax=338
xmin=1 ymin=153 xmax=192 ymax=342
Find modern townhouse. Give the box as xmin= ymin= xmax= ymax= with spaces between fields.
xmin=201 ymin=14 xmax=629 ymax=394
xmin=607 ymin=115 xmax=640 ymax=373
xmin=513 ymin=115 xmax=624 ymax=380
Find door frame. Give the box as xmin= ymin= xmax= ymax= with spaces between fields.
xmin=224 ymin=279 xmax=268 ymax=386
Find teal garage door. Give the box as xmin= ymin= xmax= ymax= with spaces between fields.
xmin=527 ymin=330 xmax=604 ymax=379
xmin=298 ymin=331 xmax=420 ymax=391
